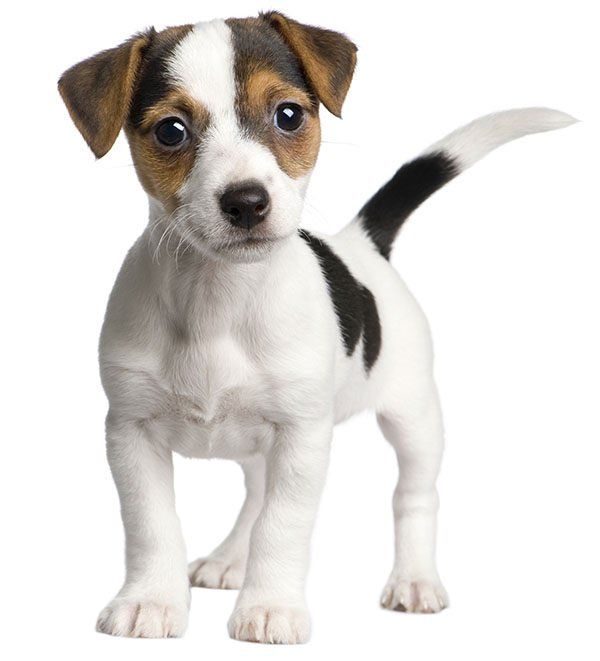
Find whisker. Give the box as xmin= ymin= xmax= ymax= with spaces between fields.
xmin=303 ymin=199 xmax=330 ymax=225
xmin=174 ymin=219 xmax=197 ymax=270
xmin=150 ymin=203 xmax=197 ymax=264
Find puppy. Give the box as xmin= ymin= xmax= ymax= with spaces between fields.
xmin=59 ymin=12 xmax=575 ymax=644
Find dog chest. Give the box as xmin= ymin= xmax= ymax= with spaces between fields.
xmin=112 ymin=333 xmax=272 ymax=459
xmin=161 ymin=334 xmax=258 ymax=421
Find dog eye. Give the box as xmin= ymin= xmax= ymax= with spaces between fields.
xmin=274 ymin=103 xmax=304 ymax=132
xmin=155 ymin=117 xmax=188 ymax=147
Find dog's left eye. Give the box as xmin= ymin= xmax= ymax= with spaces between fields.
xmin=274 ymin=103 xmax=304 ymax=132
xmin=155 ymin=118 xmax=188 ymax=147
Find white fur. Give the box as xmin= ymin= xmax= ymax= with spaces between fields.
xmin=94 ymin=22 xmax=574 ymax=644
xmin=425 ymin=107 xmax=577 ymax=170
xmin=169 ymin=20 xmax=236 ymax=114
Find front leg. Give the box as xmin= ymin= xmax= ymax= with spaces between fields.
xmin=96 ymin=417 xmax=190 ymax=638
xmin=228 ymin=418 xmax=332 ymax=644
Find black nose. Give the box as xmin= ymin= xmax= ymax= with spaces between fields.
xmin=219 ymin=182 xmax=271 ymax=230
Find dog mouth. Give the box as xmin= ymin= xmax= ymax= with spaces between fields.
xmin=230 ymin=235 xmax=278 ymax=247
xmin=216 ymin=226 xmax=285 ymax=248
xmin=207 ymin=232 xmax=284 ymax=260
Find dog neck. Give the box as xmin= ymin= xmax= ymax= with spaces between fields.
xmin=145 ymin=199 xmax=296 ymax=338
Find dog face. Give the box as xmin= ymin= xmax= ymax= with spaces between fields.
xmin=59 ymin=14 xmax=357 ymax=262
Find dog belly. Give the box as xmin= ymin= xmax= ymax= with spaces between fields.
xmin=144 ymin=404 xmax=274 ymax=460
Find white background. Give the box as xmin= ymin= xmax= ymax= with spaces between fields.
xmin=2 ymin=0 xmax=598 ymax=658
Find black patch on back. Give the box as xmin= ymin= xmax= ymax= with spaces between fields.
xmin=359 ymin=152 xmax=458 ymax=259
xmin=299 ymin=230 xmax=381 ymax=372
xmin=128 ymin=25 xmax=193 ymax=127
xmin=359 ymin=285 xmax=382 ymax=371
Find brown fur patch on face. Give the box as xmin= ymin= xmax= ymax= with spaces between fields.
xmin=242 ymin=69 xmax=321 ymax=179
xmin=125 ymin=89 xmax=210 ymax=211
xmin=227 ymin=17 xmax=322 ymax=179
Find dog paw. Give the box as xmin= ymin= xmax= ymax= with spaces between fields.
xmin=188 ymin=556 xmax=245 ymax=590
xmin=380 ymin=576 xmax=449 ymax=613
xmin=228 ymin=605 xmax=310 ymax=644
xmin=96 ymin=598 xmax=188 ymax=638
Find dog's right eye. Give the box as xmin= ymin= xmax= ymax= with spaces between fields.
xmin=155 ymin=118 xmax=188 ymax=147
xmin=274 ymin=103 xmax=304 ymax=132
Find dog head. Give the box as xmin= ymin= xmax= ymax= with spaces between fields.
xmin=59 ymin=14 xmax=357 ymax=262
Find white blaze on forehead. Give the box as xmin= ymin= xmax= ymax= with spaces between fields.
xmin=167 ymin=19 xmax=236 ymax=115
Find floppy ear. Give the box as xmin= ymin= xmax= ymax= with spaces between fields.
xmin=262 ymin=11 xmax=357 ymax=118
xmin=58 ymin=32 xmax=152 ymax=158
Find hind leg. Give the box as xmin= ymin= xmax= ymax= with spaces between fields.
xmin=189 ymin=456 xmax=264 ymax=590
xmin=377 ymin=383 xmax=448 ymax=613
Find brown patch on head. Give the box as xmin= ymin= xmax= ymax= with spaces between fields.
xmin=262 ymin=12 xmax=357 ymax=118
xmin=242 ymin=69 xmax=321 ymax=179
xmin=226 ymin=17 xmax=323 ymax=179
xmin=124 ymin=25 xmax=201 ymax=210
xmin=125 ymin=89 xmax=210 ymax=211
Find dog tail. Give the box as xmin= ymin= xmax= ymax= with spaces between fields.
xmin=351 ymin=108 xmax=577 ymax=259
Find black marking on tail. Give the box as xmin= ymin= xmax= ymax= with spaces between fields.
xmin=299 ymin=230 xmax=381 ymax=372
xmin=359 ymin=151 xmax=458 ymax=259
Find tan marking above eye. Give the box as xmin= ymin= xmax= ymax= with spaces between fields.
xmin=134 ymin=89 xmax=210 ymax=134
xmin=244 ymin=70 xmax=315 ymax=118
xmin=125 ymin=89 xmax=210 ymax=210
xmin=242 ymin=70 xmax=321 ymax=179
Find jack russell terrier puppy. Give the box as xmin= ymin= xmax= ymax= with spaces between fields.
xmin=59 ymin=11 xmax=575 ymax=644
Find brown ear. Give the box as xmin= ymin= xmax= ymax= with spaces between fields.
xmin=58 ymin=32 xmax=152 ymax=158
xmin=263 ymin=11 xmax=357 ymax=118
